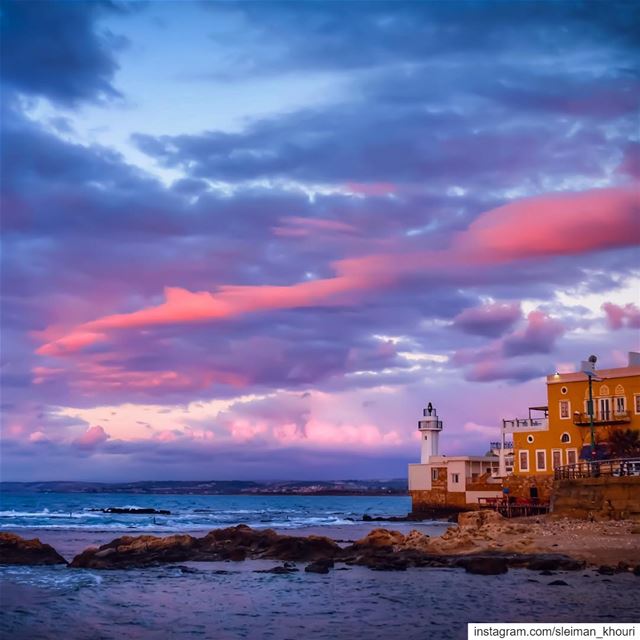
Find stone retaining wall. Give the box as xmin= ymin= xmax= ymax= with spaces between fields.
xmin=551 ymin=476 xmax=640 ymax=520
xmin=502 ymin=474 xmax=554 ymax=502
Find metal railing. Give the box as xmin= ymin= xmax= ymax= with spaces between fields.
xmin=502 ymin=417 xmax=549 ymax=432
xmin=572 ymin=411 xmax=631 ymax=426
xmin=489 ymin=441 xmax=513 ymax=450
xmin=417 ymin=419 xmax=442 ymax=430
xmin=554 ymin=458 xmax=640 ymax=480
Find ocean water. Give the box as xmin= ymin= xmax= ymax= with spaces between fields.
xmin=2 ymin=492 xmax=639 ymax=639
xmin=0 ymin=492 xmax=416 ymax=532
xmin=2 ymin=561 xmax=639 ymax=640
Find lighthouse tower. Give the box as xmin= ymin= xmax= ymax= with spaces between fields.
xmin=418 ymin=402 xmax=443 ymax=464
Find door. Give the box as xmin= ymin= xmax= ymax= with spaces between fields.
xmin=552 ymin=449 xmax=562 ymax=470
xmin=599 ymin=397 xmax=611 ymax=421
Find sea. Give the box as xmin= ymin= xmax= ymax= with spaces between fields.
xmin=1 ymin=492 xmax=639 ymax=640
xmin=0 ymin=492 xmax=417 ymax=533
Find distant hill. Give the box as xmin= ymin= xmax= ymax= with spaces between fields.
xmin=1 ymin=479 xmax=408 ymax=496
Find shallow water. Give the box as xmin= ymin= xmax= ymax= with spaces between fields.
xmin=2 ymin=561 xmax=639 ymax=640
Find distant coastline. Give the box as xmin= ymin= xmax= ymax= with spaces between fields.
xmin=0 ymin=480 xmax=408 ymax=497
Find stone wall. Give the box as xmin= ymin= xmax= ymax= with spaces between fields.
xmin=551 ymin=476 xmax=640 ymax=521
xmin=409 ymin=488 xmax=469 ymax=517
xmin=502 ymin=474 xmax=554 ymax=502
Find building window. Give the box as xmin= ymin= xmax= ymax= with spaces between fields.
xmin=527 ymin=435 xmax=534 ymax=444
xmin=635 ymin=394 xmax=640 ymax=415
xmin=552 ymin=449 xmax=562 ymax=470
xmin=560 ymin=432 xmax=571 ymax=444
xmin=431 ymin=469 xmax=438 ymax=481
xmin=614 ymin=396 xmax=626 ymax=414
xmin=451 ymin=473 xmax=459 ymax=484
xmin=536 ymin=450 xmax=547 ymax=472
xmin=559 ymin=400 xmax=570 ymax=419
xmin=566 ymin=449 xmax=577 ymax=465
xmin=519 ymin=451 xmax=529 ymax=472
xmin=561 ymin=386 xmax=568 ymax=395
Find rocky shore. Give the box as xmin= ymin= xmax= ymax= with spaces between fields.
xmin=3 ymin=512 xmax=639 ymax=575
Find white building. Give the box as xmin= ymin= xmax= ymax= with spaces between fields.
xmin=408 ymin=403 xmax=504 ymax=510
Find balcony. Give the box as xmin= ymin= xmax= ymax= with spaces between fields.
xmin=572 ymin=411 xmax=631 ymax=426
xmin=417 ymin=419 xmax=443 ymax=430
xmin=502 ymin=417 xmax=549 ymax=433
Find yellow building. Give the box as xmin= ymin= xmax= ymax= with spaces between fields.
xmin=503 ymin=352 xmax=640 ymax=478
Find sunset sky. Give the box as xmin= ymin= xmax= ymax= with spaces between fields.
xmin=1 ymin=1 xmax=639 ymax=481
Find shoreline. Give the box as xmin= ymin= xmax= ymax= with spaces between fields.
xmin=3 ymin=513 xmax=640 ymax=568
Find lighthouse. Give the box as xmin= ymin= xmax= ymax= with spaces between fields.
xmin=418 ymin=402 xmax=442 ymax=464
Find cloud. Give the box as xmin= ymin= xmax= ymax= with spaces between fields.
xmin=452 ymin=302 xmax=522 ymax=338
xmin=602 ymin=302 xmax=640 ymax=330
xmin=35 ymin=185 xmax=637 ymax=358
xmin=1 ymin=0 xmax=124 ymax=104
xmin=502 ymin=311 xmax=565 ymax=357
xmin=73 ymin=425 xmax=110 ymax=449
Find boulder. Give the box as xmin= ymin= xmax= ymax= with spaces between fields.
xmin=526 ymin=555 xmax=585 ymax=571
xmin=305 ymin=559 xmax=334 ymax=574
xmin=351 ymin=528 xmax=406 ymax=549
xmin=597 ymin=565 xmax=616 ymax=575
xmin=458 ymin=511 xmax=504 ymax=530
xmin=0 ymin=532 xmax=67 ymax=565
xmin=548 ymin=580 xmax=570 ymax=586
xmin=70 ymin=534 xmax=197 ymax=568
xmin=458 ymin=556 xmax=508 ymax=575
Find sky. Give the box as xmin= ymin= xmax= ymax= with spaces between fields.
xmin=1 ymin=0 xmax=639 ymax=482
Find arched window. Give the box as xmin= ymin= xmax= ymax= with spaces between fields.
xmin=561 ymin=432 xmax=571 ymax=444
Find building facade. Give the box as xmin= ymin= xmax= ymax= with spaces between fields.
xmin=505 ymin=352 xmax=640 ymax=481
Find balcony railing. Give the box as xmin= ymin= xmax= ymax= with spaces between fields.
xmin=572 ymin=411 xmax=631 ymax=426
xmin=489 ymin=441 xmax=513 ymax=450
xmin=554 ymin=458 xmax=640 ymax=480
xmin=417 ymin=419 xmax=443 ymax=430
xmin=502 ymin=417 xmax=549 ymax=432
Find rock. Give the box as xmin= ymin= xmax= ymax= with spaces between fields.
xmin=458 ymin=511 xmax=504 ymax=530
xmin=364 ymin=554 xmax=409 ymax=571
xmin=0 ymin=533 xmax=67 ymax=565
xmin=70 ymin=525 xmax=340 ymax=569
xmin=597 ymin=565 xmax=615 ymax=575
xmin=630 ymin=526 xmax=640 ymax=534
xmin=458 ymin=556 xmax=508 ymax=575
xmin=262 ymin=534 xmax=340 ymax=561
xmin=548 ymin=580 xmax=570 ymax=586
xmin=91 ymin=507 xmax=171 ymax=515
xmin=616 ymin=561 xmax=629 ymax=573
xmin=305 ymin=559 xmax=334 ymax=574
xmin=255 ymin=564 xmax=298 ymax=574
xmin=70 ymin=534 xmax=197 ymax=568
xmin=633 ymin=565 xmax=640 ymax=576
xmin=527 ymin=556 xmax=585 ymax=572
xmin=352 ymin=528 xmax=406 ymax=549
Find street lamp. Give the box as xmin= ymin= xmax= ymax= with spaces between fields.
xmin=581 ymin=355 xmax=599 ymax=459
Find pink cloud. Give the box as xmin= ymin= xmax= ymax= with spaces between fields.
xmin=602 ymin=302 xmax=640 ymax=330
xmin=454 ymin=185 xmax=639 ymax=262
xmin=73 ymin=425 xmax=109 ymax=449
xmin=36 ymin=185 xmax=638 ymax=358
